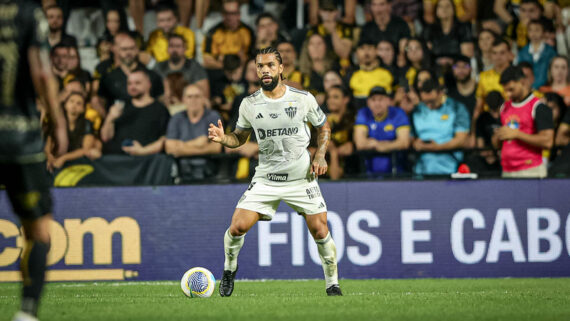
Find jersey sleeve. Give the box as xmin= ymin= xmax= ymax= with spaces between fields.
xmin=534 ymin=103 xmax=554 ymax=131
xmin=306 ymin=94 xmax=327 ymax=127
xmin=236 ymin=99 xmax=252 ymax=130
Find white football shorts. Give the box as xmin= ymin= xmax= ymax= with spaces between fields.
xmin=236 ymin=178 xmax=328 ymax=221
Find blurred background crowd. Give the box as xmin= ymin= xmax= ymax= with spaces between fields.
xmin=40 ymin=0 xmax=570 ymax=182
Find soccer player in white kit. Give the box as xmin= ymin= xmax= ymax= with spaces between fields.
xmin=208 ymin=47 xmax=342 ymax=297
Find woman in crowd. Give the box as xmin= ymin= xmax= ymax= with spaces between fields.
xmin=67 ymin=46 xmax=92 ymax=94
xmin=299 ymin=33 xmax=340 ymax=105
xmin=46 ymin=92 xmax=101 ymax=171
xmin=321 ymin=70 xmax=344 ymax=112
xmin=475 ymin=29 xmax=498 ymax=75
xmin=400 ymin=37 xmax=432 ymax=88
xmin=377 ymin=40 xmax=401 ymax=85
xmin=540 ymin=56 xmax=570 ymax=106
xmin=422 ymin=0 xmax=473 ymax=62
xmin=163 ymin=72 xmax=189 ymax=115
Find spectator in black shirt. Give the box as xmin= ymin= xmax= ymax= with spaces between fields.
xmin=422 ymin=0 xmax=473 ymax=61
xmin=96 ymin=32 xmax=164 ymax=116
xmin=45 ymin=4 xmax=77 ymax=48
xmin=447 ymin=55 xmax=477 ymax=119
xmin=360 ymin=0 xmax=411 ymax=51
xmin=100 ymin=69 xmax=170 ymax=155
xmin=472 ymin=90 xmax=503 ymax=172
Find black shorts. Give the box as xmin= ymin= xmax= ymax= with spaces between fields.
xmin=0 ymin=162 xmax=52 ymax=220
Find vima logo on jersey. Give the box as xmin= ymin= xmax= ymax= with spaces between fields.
xmin=257 ymin=127 xmax=299 ymax=140
xmin=267 ymin=173 xmax=289 ymax=181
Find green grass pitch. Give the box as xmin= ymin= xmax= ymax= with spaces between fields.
xmin=1 ymin=278 xmax=569 ymax=321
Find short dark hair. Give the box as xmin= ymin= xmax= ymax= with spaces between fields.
xmin=255 ymin=12 xmax=278 ymax=26
xmin=492 ymin=38 xmax=511 ymax=51
xmin=130 ymin=67 xmax=151 ymax=82
xmin=168 ymin=33 xmax=186 ymax=44
xmin=521 ymin=0 xmax=543 ymax=11
xmin=528 ymin=19 xmax=545 ymax=31
xmin=517 ymin=61 xmax=533 ymax=73
xmin=486 ymin=91 xmax=504 ymax=111
xmin=328 ymin=84 xmax=350 ymax=97
xmin=156 ymin=4 xmax=177 ymax=15
xmin=500 ymin=65 xmax=525 ymax=85
xmin=223 ymin=54 xmax=242 ymax=72
xmin=50 ymin=43 xmax=70 ymax=56
xmin=256 ymin=46 xmax=283 ymax=65
xmin=419 ymin=78 xmax=440 ymax=93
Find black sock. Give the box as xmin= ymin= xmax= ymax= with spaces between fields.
xmin=20 ymin=240 xmax=49 ymax=317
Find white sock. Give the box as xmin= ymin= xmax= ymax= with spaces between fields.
xmin=315 ymin=232 xmax=339 ymax=288
xmin=223 ymin=228 xmax=244 ymax=272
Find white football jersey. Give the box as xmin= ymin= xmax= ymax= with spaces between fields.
xmin=236 ymin=85 xmax=327 ymax=183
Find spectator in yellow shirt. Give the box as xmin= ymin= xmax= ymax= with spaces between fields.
xmin=475 ymin=39 xmax=513 ymax=118
xmin=146 ymin=5 xmax=196 ymax=62
xmin=346 ymin=39 xmax=394 ymax=109
xmin=202 ymin=0 xmax=254 ymax=70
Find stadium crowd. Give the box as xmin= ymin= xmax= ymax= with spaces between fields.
xmin=41 ymin=0 xmax=570 ymax=182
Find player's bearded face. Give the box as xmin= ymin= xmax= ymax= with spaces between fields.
xmin=257 ymin=53 xmax=283 ymax=91
xmin=260 ymin=73 xmax=280 ymax=91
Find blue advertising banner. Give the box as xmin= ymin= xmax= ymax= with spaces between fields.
xmin=1 ymin=179 xmax=569 ymax=282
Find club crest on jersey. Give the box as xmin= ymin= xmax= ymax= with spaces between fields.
xmin=285 ymin=105 xmax=297 ymax=119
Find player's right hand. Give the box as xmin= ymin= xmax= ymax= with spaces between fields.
xmin=208 ymin=119 xmax=225 ymax=143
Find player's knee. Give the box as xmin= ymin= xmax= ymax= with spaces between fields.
xmin=313 ymin=228 xmax=329 ymax=240
xmin=22 ymin=216 xmax=51 ymax=244
xmin=229 ymin=223 xmax=248 ymax=236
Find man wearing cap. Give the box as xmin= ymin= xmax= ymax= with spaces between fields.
xmin=354 ymin=86 xmax=411 ymax=175
xmin=346 ymin=39 xmax=394 ymax=109
xmin=411 ymin=78 xmax=470 ymax=175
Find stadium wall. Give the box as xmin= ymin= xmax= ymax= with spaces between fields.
xmin=1 ymin=179 xmax=569 ymax=282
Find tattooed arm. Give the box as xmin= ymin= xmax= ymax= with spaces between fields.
xmin=311 ymin=122 xmax=331 ymax=176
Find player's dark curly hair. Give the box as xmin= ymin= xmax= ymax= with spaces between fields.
xmin=256 ymin=46 xmax=284 ymax=80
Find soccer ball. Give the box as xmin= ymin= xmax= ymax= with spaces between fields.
xmin=180 ymin=267 xmax=216 ymax=298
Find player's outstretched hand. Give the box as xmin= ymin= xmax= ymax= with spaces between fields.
xmin=208 ymin=119 xmax=225 ymax=143
xmin=311 ymin=156 xmax=328 ymax=177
